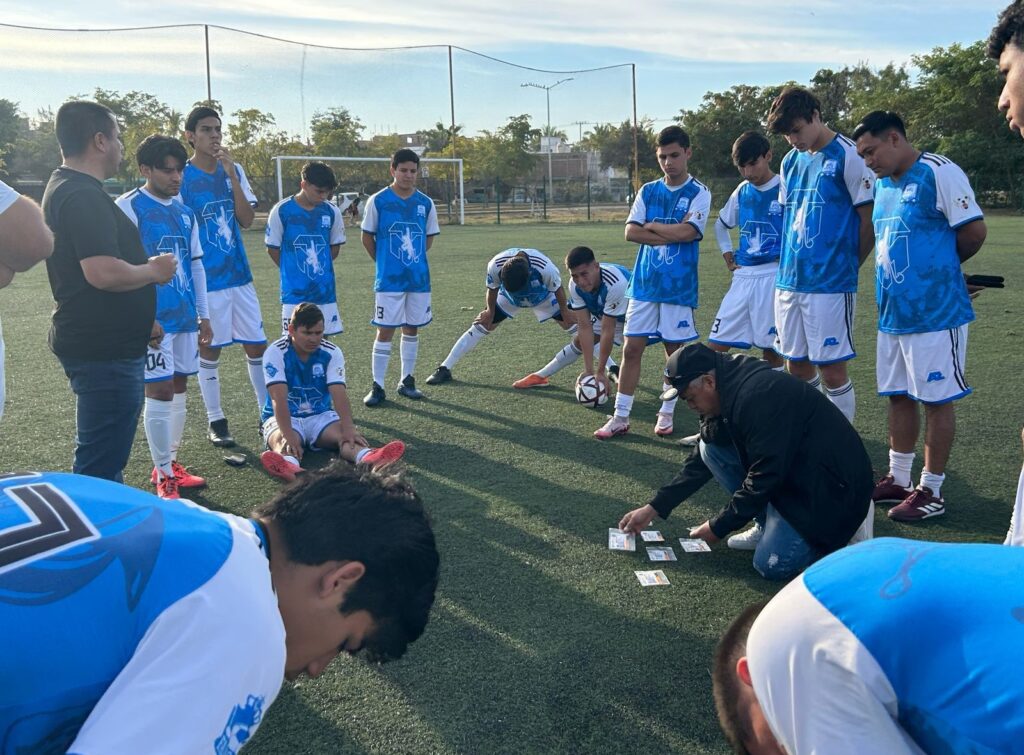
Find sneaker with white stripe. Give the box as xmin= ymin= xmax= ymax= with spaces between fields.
xmin=887 ymin=486 xmax=945 ymax=522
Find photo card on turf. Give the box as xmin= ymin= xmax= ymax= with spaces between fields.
xmin=646 ymin=546 xmax=677 ymax=561
xmin=635 ymin=570 xmax=670 ymax=586
xmin=678 ymin=538 xmax=712 ymax=553
xmin=640 ymin=530 xmax=664 ymax=542
xmin=608 ymin=528 xmax=636 ymax=551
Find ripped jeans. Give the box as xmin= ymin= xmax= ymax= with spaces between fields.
xmin=700 ymin=440 xmax=822 ymax=581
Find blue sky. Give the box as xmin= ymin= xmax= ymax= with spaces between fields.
xmin=0 ymin=1 xmax=1009 ymax=140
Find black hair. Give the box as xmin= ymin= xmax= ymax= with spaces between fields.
xmin=185 ymin=106 xmax=221 ymax=134
xmin=55 ymin=101 xmax=116 ymax=158
xmin=731 ymin=131 xmax=771 ymax=167
xmin=499 ymin=252 xmax=531 ymax=292
xmin=766 ymin=86 xmax=821 ymax=135
xmin=656 ymin=125 xmax=690 ymax=149
xmin=852 ymin=110 xmax=907 ymax=141
xmin=712 ymin=602 xmax=767 ymax=754
xmin=565 ymin=245 xmax=596 ymax=269
xmin=988 ymin=2 xmax=1024 ymax=59
xmin=392 ymin=148 xmax=420 ymax=168
xmin=290 ymin=302 xmax=325 ymax=329
xmin=253 ymin=463 xmax=440 ymax=663
xmin=136 ymin=134 xmax=188 ymax=170
xmin=301 ymin=161 xmax=337 ymax=191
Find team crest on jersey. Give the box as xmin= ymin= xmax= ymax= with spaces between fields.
xmin=265 ymin=364 xmax=278 ymax=378
xmin=768 ymin=200 xmax=783 ymax=216
xmin=956 ymin=195 xmax=971 ymax=210
xmin=293 ymin=235 xmax=328 ymax=280
xmin=388 ymin=222 xmax=424 ymax=267
xmin=875 ymin=217 xmax=911 ymax=289
xmin=224 ymin=178 xmax=233 ymax=190
xmin=215 ymin=694 xmax=264 ymax=755
xmin=200 ymin=200 xmax=236 ymax=254
xmin=822 ymin=159 xmax=838 ymax=177
xmin=321 ymin=215 xmax=331 ymax=227
xmin=416 ymin=205 xmax=426 ymax=217
xmin=312 ymin=363 xmax=325 ymax=378
xmin=181 ymin=213 xmax=192 ymax=228
xmin=902 ymin=184 xmax=919 ymax=203
xmin=674 ymin=197 xmax=691 ymax=214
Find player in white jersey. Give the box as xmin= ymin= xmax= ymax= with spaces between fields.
xmin=853 ymin=111 xmax=987 ymax=523
xmin=180 ymin=106 xmax=267 ymax=449
xmin=0 ymin=466 xmax=440 ymax=753
xmin=766 ymin=87 xmax=875 ymax=424
xmin=117 ymin=135 xmax=212 ymax=500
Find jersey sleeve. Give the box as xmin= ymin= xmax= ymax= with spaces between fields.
xmin=603 ymin=274 xmax=628 ymax=317
xmin=718 ymin=185 xmax=741 ymax=229
xmin=685 ymin=184 xmax=712 ymax=238
xmin=542 ymin=258 xmax=562 ymax=291
xmin=485 ymin=254 xmax=502 ymax=290
xmin=625 ymin=189 xmax=647 ymax=226
xmin=932 ymin=160 xmax=984 ymax=229
xmin=188 ymin=212 xmax=204 ymax=260
xmin=0 ymin=179 xmax=19 ymax=214
xmin=567 ymin=281 xmax=585 ymax=310
xmin=843 ymin=148 xmax=875 ymax=207
xmin=262 ymin=343 xmax=287 ymax=387
xmin=360 ymin=195 xmax=379 ymax=234
xmin=113 ymin=193 xmax=138 ymax=228
xmin=264 ymin=202 xmax=284 ymax=248
xmin=778 ymin=152 xmax=792 ymax=205
xmin=234 ymin=164 xmax=258 ymax=206
xmin=328 ymin=204 xmax=346 ymax=245
xmin=426 ymin=199 xmax=440 ymax=236
xmin=326 ymin=345 xmax=347 ymax=386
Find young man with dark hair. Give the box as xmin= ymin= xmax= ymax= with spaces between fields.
xmin=117 ymin=135 xmax=213 ymax=499
xmin=712 ymin=538 xmax=1024 ymax=754
xmin=360 ymin=148 xmax=440 ymax=406
xmin=0 ymin=464 xmax=439 ymax=752
xmin=853 ymin=110 xmax=987 ymax=522
xmin=426 ymin=248 xmax=573 ymax=385
xmin=766 ymin=86 xmax=875 ymax=423
xmin=596 ymin=125 xmax=712 ymax=440
xmin=261 ymin=303 xmax=404 ymax=482
xmin=179 ymin=105 xmax=266 ymax=448
xmin=266 ymin=161 xmax=346 ymax=336
xmin=42 ymin=101 xmax=177 ymax=482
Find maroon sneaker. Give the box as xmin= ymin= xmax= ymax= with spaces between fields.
xmin=887 ymin=487 xmax=945 ymax=522
xmin=871 ymin=474 xmax=913 ymax=505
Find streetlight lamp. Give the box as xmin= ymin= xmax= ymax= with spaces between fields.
xmin=521 ymin=77 xmax=573 ymax=205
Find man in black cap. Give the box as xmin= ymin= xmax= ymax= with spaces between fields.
xmin=618 ymin=342 xmax=873 ymax=580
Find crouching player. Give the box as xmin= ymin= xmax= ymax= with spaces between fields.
xmin=116 ymin=134 xmax=210 ymax=499
xmin=261 ymin=303 xmax=404 ymax=481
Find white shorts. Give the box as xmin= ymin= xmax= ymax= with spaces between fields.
xmin=372 ymin=292 xmax=432 ymax=328
xmin=282 ymin=302 xmax=342 ymax=336
xmin=709 ymin=264 xmax=779 ymax=351
xmin=591 ymin=316 xmax=625 ymax=345
xmin=209 ymin=283 xmax=266 ymax=348
xmin=495 ymin=290 xmax=561 ymax=322
xmin=774 ymin=290 xmax=855 ymax=364
xmin=623 ymin=300 xmax=699 ymax=343
xmin=262 ymin=410 xmax=341 ymax=450
xmin=145 ymin=332 xmax=199 ymax=382
xmin=877 ymin=326 xmax=970 ymax=404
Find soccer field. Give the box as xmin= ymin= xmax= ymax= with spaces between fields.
xmin=1 ymin=216 xmax=1021 ymax=754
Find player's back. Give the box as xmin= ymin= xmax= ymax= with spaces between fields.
xmin=487 ymin=248 xmax=558 ymax=308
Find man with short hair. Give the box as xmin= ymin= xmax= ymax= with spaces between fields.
xmin=42 ymin=100 xmax=177 ymax=482
xmin=179 ymin=105 xmax=266 ymax=448
xmin=853 ymin=110 xmax=987 ymax=522
xmin=0 ymin=465 xmax=440 ymax=752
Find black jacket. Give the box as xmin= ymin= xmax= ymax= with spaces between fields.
xmin=649 ymin=353 xmax=872 ymax=553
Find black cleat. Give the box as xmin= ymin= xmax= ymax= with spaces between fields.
xmin=396 ymin=374 xmax=424 ymax=399
xmin=608 ymin=364 xmax=620 ymax=385
xmin=208 ymin=418 xmax=235 ymax=447
xmin=426 ymin=365 xmax=452 ymax=385
xmin=363 ymin=381 xmax=386 ymax=407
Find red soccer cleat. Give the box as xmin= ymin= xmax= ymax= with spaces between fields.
xmin=261 ymin=450 xmax=303 ymax=483
xmin=360 ymin=440 xmax=406 ymax=469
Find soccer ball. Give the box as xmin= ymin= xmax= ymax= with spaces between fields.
xmin=575 ymin=374 xmax=609 ymax=408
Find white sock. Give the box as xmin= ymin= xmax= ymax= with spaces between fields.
xmin=400 ymin=335 xmax=418 ymax=380
xmin=442 ymin=323 xmax=488 ymax=369
xmin=920 ymin=469 xmax=945 ymax=497
xmin=372 ymin=340 xmax=392 ymax=386
xmin=283 ymin=453 xmax=301 ymax=467
xmin=247 ymin=356 xmax=268 ymax=409
xmin=825 ymin=380 xmax=855 ymax=423
xmin=198 ymin=358 xmax=224 ymax=422
xmin=613 ymin=392 xmax=634 ymax=419
xmin=170 ymin=392 xmax=187 ymax=461
xmin=772 ymin=365 xmax=785 ymax=372
xmin=1004 ymin=462 xmax=1024 ymax=546
xmin=144 ymin=397 xmax=174 ymax=479
xmin=355 ymin=447 xmax=371 ymax=463
xmin=888 ymin=449 xmax=915 ymax=489
xmin=538 ymin=342 xmax=582 ymax=378
xmin=659 ymin=382 xmax=678 ymax=415
xmin=806 ymin=373 xmax=822 ymax=391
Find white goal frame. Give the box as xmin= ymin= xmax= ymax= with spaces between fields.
xmin=273 ymin=155 xmax=465 ymax=225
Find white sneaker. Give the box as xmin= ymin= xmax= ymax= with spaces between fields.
xmin=594 ymin=414 xmax=630 ymax=440
xmin=678 ymin=432 xmax=700 ymax=447
xmin=654 ymin=411 xmax=674 ymax=436
xmin=727 ymin=523 xmax=763 ymax=551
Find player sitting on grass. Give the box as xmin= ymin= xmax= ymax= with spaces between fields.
xmin=513 ymin=245 xmax=627 ymax=391
xmin=0 ymin=466 xmax=439 ymax=753
xmin=261 ymin=303 xmax=404 ymax=481
xmin=426 ymin=248 xmax=573 ymax=385
xmin=116 ymin=135 xmax=211 ymax=500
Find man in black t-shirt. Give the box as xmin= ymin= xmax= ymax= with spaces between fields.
xmin=42 ymin=101 xmax=176 ymax=482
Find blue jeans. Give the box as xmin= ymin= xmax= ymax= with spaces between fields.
xmin=59 ymin=355 xmax=145 ymax=483
xmin=699 ymin=440 xmax=821 ymax=581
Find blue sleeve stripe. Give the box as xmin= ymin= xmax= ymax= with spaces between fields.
xmin=951 ymin=215 xmax=984 ymax=230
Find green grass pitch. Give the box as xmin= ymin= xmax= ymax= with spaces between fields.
xmin=0 ymin=215 xmax=1020 ymax=754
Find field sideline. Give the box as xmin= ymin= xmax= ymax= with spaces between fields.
xmin=1 ymin=216 xmax=1020 ymax=754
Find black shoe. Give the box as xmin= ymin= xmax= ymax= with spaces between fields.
xmin=397 ymin=375 xmax=424 ymax=399
xmin=208 ymin=418 xmax=235 ymax=447
xmin=363 ymin=382 xmax=386 ymax=407
xmin=608 ymin=364 xmax=620 ymax=385
xmin=426 ymin=365 xmax=451 ymax=385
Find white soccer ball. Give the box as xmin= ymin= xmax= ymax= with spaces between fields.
xmin=575 ymin=373 xmax=609 ymax=407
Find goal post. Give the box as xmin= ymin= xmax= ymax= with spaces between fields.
xmin=273 ymin=155 xmax=465 ymax=225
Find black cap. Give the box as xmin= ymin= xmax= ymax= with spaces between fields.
xmin=664 ymin=342 xmax=718 ymax=387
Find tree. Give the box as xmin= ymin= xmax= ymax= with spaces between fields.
xmin=810 ymin=63 xmax=912 ymax=134
xmin=423 ymin=121 xmax=463 ymax=154
xmin=89 ymin=88 xmax=183 ymax=184
xmin=580 ymin=119 xmax=658 ymax=181
xmin=225 ymin=108 xmax=306 ymax=199
xmin=310 ymin=107 xmax=363 ymax=156
xmin=472 ymin=115 xmax=540 ymax=186
xmin=10 ymin=108 xmax=60 ymax=182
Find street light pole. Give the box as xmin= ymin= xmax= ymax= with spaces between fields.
xmin=521 ymin=77 xmax=573 ymax=205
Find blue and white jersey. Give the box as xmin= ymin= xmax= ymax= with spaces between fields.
xmin=749 ymin=538 xmax=1024 ymax=754
xmin=569 ymin=262 xmax=631 ymax=322
xmin=486 ymin=248 xmax=561 ymax=308
xmin=116 ymin=187 xmax=204 ymax=333
xmin=361 ymin=187 xmax=440 ymax=293
xmin=178 ymin=162 xmax=258 ymax=292
xmin=718 ymin=176 xmax=784 ymax=266
xmin=0 ymin=472 xmax=285 ymax=754
xmin=871 ymin=154 xmax=983 ymax=335
xmin=261 ymin=336 xmax=346 ymax=423
xmin=625 ymin=176 xmax=711 ymax=307
xmin=778 ymin=134 xmax=874 ymax=293
xmin=266 ymin=196 xmax=345 ymax=305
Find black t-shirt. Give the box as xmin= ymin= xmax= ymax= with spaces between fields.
xmin=42 ymin=167 xmax=155 ymax=360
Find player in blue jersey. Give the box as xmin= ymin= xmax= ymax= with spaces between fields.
xmin=180 ymin=106 xmax=267 ymax=448
xmin=260 ymin=303 xmax=405 ymax=482
xmin=426 ymin=248 xmax=573 ymax=386
xmin=712 ymin=538 xmax=1024 ymax=754
xmin=0 ymin=466 xmax=439 ymax=753
xmin=513 ymin=246 xmax=626 ymax=391
xmin=117 ymin=135 xmax=213 ymax=500
xmin=852 ymin=111 xmax=987 ymax=523
xmin=766 ymin=87 xmax=875 ymax=423
xmin=596 ymin=126 xmax=712 ymax=440
xmin=361 ymin=149 xmax=440 ymax=406
xmin=266 ymin=161 xmax=346 ymax=336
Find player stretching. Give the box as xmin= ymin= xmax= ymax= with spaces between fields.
xmin=266 ymin=161 xmax=346 ymax=336
xmin=361 ymin=149 xmax=440 ymax=406
xmin=116 ymin=135 xmax=211 ymax=499
xmin=179 ymin=106 xmax=267 ymax=448
xmin=766 ymin=87 xmax=875 ymax=423
xmin=595 ymin=126 xmax=711 ymax=440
